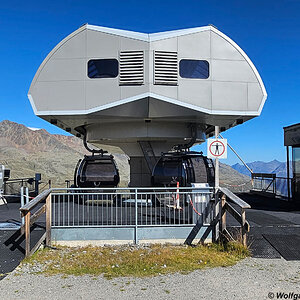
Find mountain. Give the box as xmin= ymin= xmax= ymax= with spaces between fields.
xmin=0 ymin=120 xmax=250 ymax=191
xmin=0 ymin=120 xmax=129 ymax=187
xmin=231 ymin=160 xmax=287 ymax=177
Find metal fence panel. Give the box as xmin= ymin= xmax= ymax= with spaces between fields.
xmin=51 ymin=187 xmax=213 ymax=228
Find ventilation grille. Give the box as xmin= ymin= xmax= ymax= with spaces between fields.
xmin=119 ymin=51 xmax=144 ymax=85
xmin=154 ymin=51 xmax=178 ymax=85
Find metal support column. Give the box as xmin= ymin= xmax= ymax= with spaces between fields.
xmin=134 ymin=189 xmax=138 ymax=244
xmin=214 ymin=126 xmax=220 ymax=242
xmin=286 ymin=146 xmax=291 ymax=201
xmin=215 ymin=126 xmax=220 ymax=188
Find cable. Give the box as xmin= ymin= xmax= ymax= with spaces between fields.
xmin=188 ymin=195 xmax=202 ymax=216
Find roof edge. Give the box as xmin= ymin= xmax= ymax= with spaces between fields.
xmin=29 ymin=92 xmax=260 ymax=117
xmin=86 ymin=24 xmax=212 ymax=41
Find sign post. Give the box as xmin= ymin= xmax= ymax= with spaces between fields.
xmin=207 ymin=130 xmax=228 ymax=188
xmin=208 ymin=126 xmax=228 ymax=243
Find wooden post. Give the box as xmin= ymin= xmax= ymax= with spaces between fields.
xmin=241 ymin=208 xmax=246 ymax=246
xmin=221 ymin=194 xmax=226 ymax=234
xmin=46 ymin=195 xmax=51 ymax=246
xmin=25 ymin=212 xmax=31 ymax=257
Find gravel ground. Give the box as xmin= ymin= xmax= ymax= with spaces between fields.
xmin=0 ymin=257 xmax=299 ymax=300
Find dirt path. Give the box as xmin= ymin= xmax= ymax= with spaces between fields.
xmin=0 ymin=257 xmax=299 ymax=300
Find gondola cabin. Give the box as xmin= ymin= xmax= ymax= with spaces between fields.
xmin=74 ymin=155 xmax=120 ymax=188
xmin=152 ymin=151 xmax=215 ymax=187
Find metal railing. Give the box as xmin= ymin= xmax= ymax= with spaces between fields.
xmin=51 ymin=187 xmax=214 ymax=227
xmin=19 ymin=186 xmax=252 ymax=256
xmin=251 ymin=173 xmax=292 ymax=198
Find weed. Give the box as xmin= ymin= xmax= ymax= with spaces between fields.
xmin=21 ymin=242 xmax=249 ymax=278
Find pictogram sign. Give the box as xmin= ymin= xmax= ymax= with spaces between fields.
xmin=207 ymin=139 xmax=227 ymax=159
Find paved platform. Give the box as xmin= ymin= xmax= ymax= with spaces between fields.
xmin=237 ymin=193 xmax=300 ymax=260
xmin=0 ymin=194 xmax=300 ymax=280
xmin=0 ymin=203 xmax=45 ymax=279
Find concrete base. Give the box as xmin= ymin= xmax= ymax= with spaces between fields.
xmin=53 ymin=238 xmax=212 ymax=247
xmin=52 ymin=225 xmax=213 ymax=246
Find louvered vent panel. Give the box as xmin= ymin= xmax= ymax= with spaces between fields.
xmin=119 ymin=51 xmax=144 ymax=85
xmin=154 ymin=51 xmax=178 ymax=85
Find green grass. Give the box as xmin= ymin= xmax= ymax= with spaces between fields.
xmin=22 ymin=242 xmax=249 ymax=279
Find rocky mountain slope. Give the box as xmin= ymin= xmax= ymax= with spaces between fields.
xmin=0 ymin=120 xmax=129 ymax=187
xmin=0 ymin=120 xmax=250 ymax=190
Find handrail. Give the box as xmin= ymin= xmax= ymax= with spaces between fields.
xmin=217 ymin=187 xmax=251 ymax=246
xmin=50 ymin=186 xmax=214 ymax=191
xmin=20 ymin=189 xmax=52 ymax=212
xmin=19 ymin=188 xmax=52 ymax=257
xmin=252 ymin=173 xmax=276 ymax=179
xmin=218 ymin=187 xmax=251 ymax=209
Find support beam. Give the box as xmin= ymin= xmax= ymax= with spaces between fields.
xmin=214 ymin=126 xmax=220 ymax=242
xmin=215 ymin=126 xmax=220 ymax=188
xmin=286 ymin=146 xmax=291 ymax=201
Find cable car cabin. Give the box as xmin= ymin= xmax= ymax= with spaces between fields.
xmin=151 ymin=151 xmax=215 ymax=188
xmin=74 ymin=155 xmax=120 ymax=188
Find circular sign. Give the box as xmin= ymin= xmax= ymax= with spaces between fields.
xmin=209 ymin=140 xmax=225 ymax=157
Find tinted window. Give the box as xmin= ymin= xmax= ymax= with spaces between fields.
xmin=88 ymin=59 xmax=118 ymax=78
xmin=83 ymin=161 xmax=116 ymax=181
xmin=179 ymin=59 xmax=209 ymax=79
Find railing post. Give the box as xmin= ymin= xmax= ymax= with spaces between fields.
xmin=241 ymin=208 xmax=246 ymax=246
xmin=134 ymin=189 xmax=138 ymax=245
xmin=25 ymin=187 xmax=29 ymax=204
xmin=212 ymin=188 xmax=219 ymax=243
xmin=20 ymin=187 xmax=25 ymax=226
xmin=25 ymin=211 xmax=31 ymax=257
xmin=46 ymin=194 xmax=51 ymax=246
xmin=220 ymin=194 xmax=226 ymax=236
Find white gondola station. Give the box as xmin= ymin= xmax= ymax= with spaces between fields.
xmin=28 ymin=24 xmax=267 ymax=188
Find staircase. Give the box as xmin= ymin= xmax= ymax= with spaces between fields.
xmin=138 ymin=141 xmax=157 ymax=172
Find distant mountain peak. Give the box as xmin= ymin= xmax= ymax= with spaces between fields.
xmin=27 ymin=127 xmax=41 ymax=131
xmin=0 ymin=119 xmax=84 ymax=154
xmin=231 ymin=160 xmax=289 ymax=177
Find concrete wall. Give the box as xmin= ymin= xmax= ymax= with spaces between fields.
xmin=129 ymin=157 xmax=152 ymax=187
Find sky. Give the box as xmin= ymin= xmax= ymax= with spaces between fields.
xmin=0 ymin=0 xmax=299 ymax=165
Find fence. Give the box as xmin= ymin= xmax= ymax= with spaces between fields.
xmin=251 ymin=173 xmax=292 ymax=198
xmin=19 ymin=186 xmax=251 ymax=257
xmin=51 ymin=187 xmax=213 ymax=227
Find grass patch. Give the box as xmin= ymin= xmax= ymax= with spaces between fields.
xmin=22 ymin=242 xmax=249 ymax=278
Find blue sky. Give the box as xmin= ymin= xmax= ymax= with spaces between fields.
xmin=0 ymin=0 xmax=299 ymax=165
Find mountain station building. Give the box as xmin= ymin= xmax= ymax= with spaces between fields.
xmin=284 ymin=123 xmax=300 ymax=201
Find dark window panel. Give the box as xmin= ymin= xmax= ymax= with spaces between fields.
xmin=88 ymin=59 xmax=118 ymax=78
xmin=179 ymin=59 xmax=209 ymax=79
